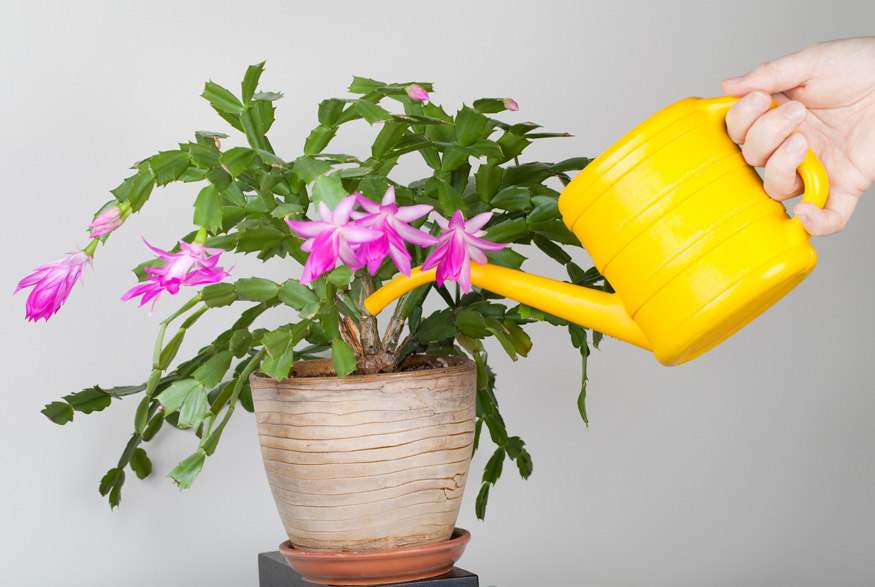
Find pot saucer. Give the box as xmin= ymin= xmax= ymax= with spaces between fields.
xmin=278 ymin=528 xmax=471 ymax=585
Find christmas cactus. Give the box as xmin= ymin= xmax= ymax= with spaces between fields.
xmin=17 ymin=63 xmax=604 ymax=519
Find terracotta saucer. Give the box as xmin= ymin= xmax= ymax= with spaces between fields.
xmin=278 ymin=528 xmax=471 ymax=585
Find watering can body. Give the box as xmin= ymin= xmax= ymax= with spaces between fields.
xmin=365 ymin=96 xmax=828 ymax=366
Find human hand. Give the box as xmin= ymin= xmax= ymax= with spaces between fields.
xmin=721 ymin=37 xmax=875 ymax=236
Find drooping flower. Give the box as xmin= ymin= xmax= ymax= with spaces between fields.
xmin=88 ymin=204 xmax=126 ymax=238
xmin=15 ymin=248 xmax=93 ymax=322
xmin=122 ymin=239 xmax=230 ymax=314
xmin=351 ymin=187 xmax=437 ymax=276
xmin=406 ymin=84 xmax=429 ymax=102
xmin=286 ymin=195 xmax=383 ymax=284
xmin=503 ymin=98 xmax=519 ymax=112
xmin=421 ymin=210 xmax=506 ymax=293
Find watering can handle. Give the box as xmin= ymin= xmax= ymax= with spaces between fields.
xmin=703 ymin=96 xmax=829 ymax=232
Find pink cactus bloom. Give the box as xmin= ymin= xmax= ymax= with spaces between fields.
xmin=350 ymin=187 xmax=437 ymax=276
xmin=405 ymin=84 xmax=429 ymax=102
xmin=286 ymin=195 xmax=383 ymax=284
xmin=15 ymin=250 xmax=92 ymax=322
xmin=122 ymin=239 xmax=230 ymax=314
xmin=503 ymin=98 xmax=519 ymax=112
xmin=421 ymin=210 xmax=506 ymax=293
xmin=88 ymin=206 xmax=124 ymax=238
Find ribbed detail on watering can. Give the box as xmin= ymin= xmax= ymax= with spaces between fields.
xmin=559 ymin=98 xmax=708 ymax=234
xmin=561 ymin=101 xmax=792 ymax=315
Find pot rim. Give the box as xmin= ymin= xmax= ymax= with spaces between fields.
xmin=250 ymin=354 xmax=474 ymax=385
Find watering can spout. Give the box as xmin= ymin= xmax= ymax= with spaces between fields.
xmin=364 ymin=263 xmax=652 ymax=351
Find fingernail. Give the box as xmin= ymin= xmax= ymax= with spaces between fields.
xmin=723 ymin=76 xmax=743 ymax=84
xmin=796 ymin=210 xmax=809 ymax=223
xmin=748 ymin=91 xmax=770 ymax=109
xmin=784 ymin=102 xmax=805 ymax=121
xmin=786 ymin=132 xmax=806 ymax=152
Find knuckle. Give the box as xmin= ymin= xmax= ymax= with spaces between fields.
xmin=754 ymin=60 xmax=775 ymax=76
xmin=742 ymin=147 xmax=763 ymax=167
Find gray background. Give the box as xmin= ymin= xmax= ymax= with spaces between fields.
xmin=2 ymin=1 xmax=873 ymax=586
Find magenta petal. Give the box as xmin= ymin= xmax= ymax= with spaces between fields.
xmin=421 ymin=244 xmax=447 ymax=271
xmin=354 ymin=193 xmax=381 ymax=214
xmin=332 ymin=195 xmax=358 ymax=224
xmin=286 ymin=219 xmax=332 ymax=238
xmin=342 ymin=224 xmax=383 ymax=244
xmin=307 ymin=233 xmax=340 ymax=274
xmin=447 ymin=233 xmax=467 ymax=277
xmin=178 ymin=241 xmax=200 ymax=255
xmin=433 ymin=213 xmax=450 ymax=231
xmin=367 ymin=255 xmax=382 ymax=274
xmin=393 ymin=204 xmax=433 ymax=223
xmin=448 ymin=210 xmax=466 ymax=230
xmin=15 ymin=266 xmax=52 ymax=292
xmin=381 ymin=186 xmax=396 ymax=206
xmin=464 ymin=212 xmax=493 ymax=233
xmin=392 ymin=221 xmax=438 ymax=247
xmin=458 ymin=253 xmax=472 ymax=293
xmin=464 ymin=233 xmax=506 ymax=251
xmin=300 ymin=258 xmax=320 ymax=284
xmin=468 ymin=245 xmax=488 ymax=265
xmin=337 ymin=240 xmax=364 ymax=269
xmin=142 ymin=238 xmax=172 ymax=260
xmin=388 ymin=244 xmax=412 ymax=276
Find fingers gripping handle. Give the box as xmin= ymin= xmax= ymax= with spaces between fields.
xmin=704 ymin=96 xmax=829 ymax=232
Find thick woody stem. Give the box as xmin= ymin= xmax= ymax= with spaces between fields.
xmin=340 ymin=317 xmax=364 ymax=355
xmin=356 ymin=271 xmax=380 ymax=356
xmin=382 ymin=316 xmax=405 ymax=354
xmin=382 ymin=283 xmax=429 ymax=353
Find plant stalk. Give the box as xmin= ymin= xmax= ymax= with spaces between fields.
xmin=355 ymin=271 xmax=380 ymax=355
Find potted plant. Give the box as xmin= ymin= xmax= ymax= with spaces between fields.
xmin=16 ymin=63 xmax=602 ymax=582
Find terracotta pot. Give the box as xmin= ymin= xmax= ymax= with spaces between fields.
xmin=250 ymin=355 xmax=476 ymax=553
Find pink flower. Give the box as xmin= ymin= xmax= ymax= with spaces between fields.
xmin=406 ymin=84 xmax=429 ymax=102
xmin=89 ymin=206 xmax=124 ymax=238
xmin=351 ymin=187 xmax=437 ymax=276
xmin=421 ymin=210 xmax=506 ymax=293
xmin=15 ymin=250 xmax=92 ymax=322
xmin=503 ymin=98 xmax=519 ymax=112
xmin=286 ymin=195 xmax=383 ymax=284
xmin=122 ymin=239 xmax=230 ymax=313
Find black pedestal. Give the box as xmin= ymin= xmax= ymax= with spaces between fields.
xmin=258 ymin=551 xmax=479 ymax=587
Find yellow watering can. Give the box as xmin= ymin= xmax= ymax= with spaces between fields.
xmin=365 ymin=96 xmax=828 ymax=366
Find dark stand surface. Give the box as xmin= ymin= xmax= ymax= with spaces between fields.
xmin=258 ymin=551 xmax=479 ymax=587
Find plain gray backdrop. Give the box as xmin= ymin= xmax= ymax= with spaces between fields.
xmin=2 ymin=1 xmax=873 ymax=586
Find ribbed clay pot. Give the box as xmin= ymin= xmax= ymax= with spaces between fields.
xmin=250 ymin=355 xmax=476 ymax=552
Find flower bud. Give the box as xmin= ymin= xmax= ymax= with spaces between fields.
xmin=405 ymin=84 xmax=429 ymax=102
xmin=89 ymin=206 xmax=124 ymax=237
xmin=504 ymin=98 xmax=519 ymax=112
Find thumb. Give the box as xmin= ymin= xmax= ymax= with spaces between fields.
xmin=793 ymin=201 xmax=850 ymax=237
xmin=722 ymin=47 xmax=815 ymax=97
